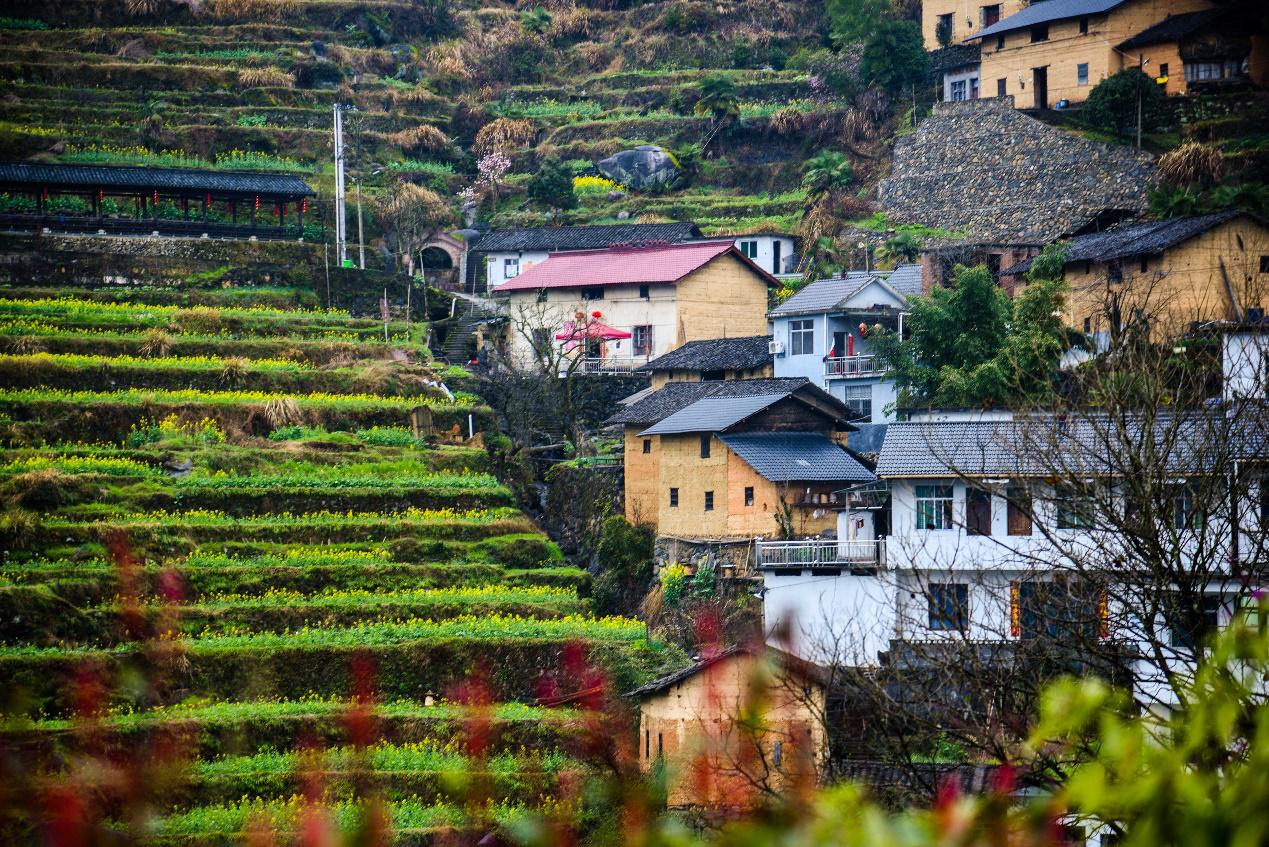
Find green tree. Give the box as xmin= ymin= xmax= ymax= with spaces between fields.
xmin=872 ymin=246 xmax=1069 ymax=407
xmin=801 ymin=151 xmax=854 ymax=198
xmin=692 ymin=73 xmax=741 ymax=122
xmin=526 ymin=157 xmax=578 ymax=221
xmin=860 ymin=20 xmax=930 ymax=93
xmin=591 ymin=516 xmax=654 ymax=616
xmin=1082 ymin=68 xmax=1167 ymax=137
xmin=877 ymin=232 xmax=922 ymax=265
xmin=826 ymin=0 xmax=895 ymax=46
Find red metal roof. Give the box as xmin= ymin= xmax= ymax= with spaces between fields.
xmin=493 ymin=240 xmax=777 ymax=292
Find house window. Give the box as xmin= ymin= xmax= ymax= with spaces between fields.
xmin=701 ymin=369 xmax=725 ymax=381
xmin=531 ymin=327 xmax=551 ymax=356
xmin=1171 ymin=482 xmax=1203 ymax=530
xmin=1139 ymin=255 xmax=1149 ymax=273
xmin=669 ymin=488 xmax=678 ymax=507
xmin=1078 ymin=15 xmax=1088 ymax=34
xmin=790 ymin=319 xmax=815 ymax=355
xmin=844 ymin=385 xmax=872 ymax=421
xmin=997 ymin=77 xmax=1007 ymax=96
xmin=1259 ymin=256 xmax=1269 ymax=273
xmin=1108 ymin=261 xmax=1123 ymax=283
xmin=632 ymin=325 xmax=653 ymax=357
xmin=745 ymin=486 xmax=754 ymax=507
xmin=937 ymin=13 xmax=953 ymax=41
xmin=950 ymin=79 xmax=968 ymax=101
xmin=996 ymin=34 xmax=1005 ymax=50
xmin=504 ymin=257 xmax=520 ymax=278
xmin=1007 ymin=486 xmax=1033 ymax=536
xmin=739 ymin=240 xmax=759 ymax=259
xmin=536 ymin=289 xmax=548 ymax=304
xmin=1055 ymin=485 xmax=1093 ymax=529
xmin=772 ymin=740 xmax=783 ymax=768
xmin=645 ymin=729 xmax=650 ymax=758
xmin=1260 ymin=481 xmax=1269 ymax=529
xmin=1168 ymin=594 xmax=1221 ymax=649
xmin=915 ymin=484 xmax=954 ymax=530
xmin=581 ymin=286 xmax=604 ymax=300
xmin=981 ymin=4 xmax=1000 ymax=27
xmin=928 ymin=583 xmax=969 ymax=631
xmin=966 ymin=488 xmax=992 ymax=536
xmin=1030 ymin=24 xmax=1048 ymax=42
xmin=970 ymin=77 xmax=979 ymax=99
xmin=639 ymin=284 xmax=650 ymax=299
xmin=1077 ymin=63 xmax=1089 ymax=86
xmin=704 ymin=490 xmax=714 ymax=511
xmin=700 ymin=434 xmax=711 ymax=459
xmin=642 ymin=438 xmax=651 ymax=454
xmin=1159 ymin=62 xmax=1169 ymax=79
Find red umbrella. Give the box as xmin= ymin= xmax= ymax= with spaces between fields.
xmin=555 ymin=321 xmax=632 ymax=341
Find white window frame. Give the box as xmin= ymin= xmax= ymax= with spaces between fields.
xmin=915 ymin=484 xmax=954 ymax=530
xmin=1077 ymin=63 xmax=1089 ymax=86
xmin=844 ymin=384 xmax=872 ymax=421
xmin=789 ymin=319 xmax=815 ymax=356
xmin=504 ymin=257 xmax=520 ymax=279
xmin=739 ymin=240 xmax=759 ymax=259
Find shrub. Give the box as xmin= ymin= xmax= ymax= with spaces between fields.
xmin=573 ymin=175 xmax=621 ymax=196
xmin=355 ymin=425 xmax=418 ymax=447
xmin=473 ymin=118 xmax=537 ymax=156
xmin=860 ymin=20 xmax=929 ymax=94
xmin=237 ymin=68 xmax=294 ymax=89
xmin=128 ymin=414 xmax=227 ymax=447
xmin=1083 ymin=68 xmax=1168 ymax=137
xmin=388 ymin=125 xmax=452 ymax=154
xmin=660 ymin=563 xmax=688 ymax=607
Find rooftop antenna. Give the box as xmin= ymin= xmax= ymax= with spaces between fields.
xmin=333 ymin=104 xmax=348 ymax=265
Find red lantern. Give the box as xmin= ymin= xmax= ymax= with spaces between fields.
xmin=205 ymin=193 xmax=211 ymax=208
xmin=153 ymin=190 xmax=159 ymax=205
xmin=591 ymin=310 xmax=602 ymax=318
xmin=254 ymin=195 xmax=260 ymax=210
xmin=301 ymin=198 xmax=308 ymax=213
xmin=859 ymin=322 xmax=868 ymax=337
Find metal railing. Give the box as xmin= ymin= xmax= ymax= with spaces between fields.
xmin=824 ymin=355 xmax=882 ymax=379
xmin=565 ymin=357 xmax=651 ymax=376
xmin=755 ymin=538 xmax=885 ymax=568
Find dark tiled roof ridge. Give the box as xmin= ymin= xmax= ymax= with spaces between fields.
xmin=1118 ymin=8 xmax=1226 ymax=50
xmin=0 ymin=161 xmax=315 ymax=195
xmin=642 ymin=335 xmax=772 ymax=373
xmin=603 ymin=377 xmax=812 ymax=427
xmin=472 ymin=221 xmax=703 ymax=252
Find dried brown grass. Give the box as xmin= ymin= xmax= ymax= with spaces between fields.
xmin=388 ymin=125 xmax=451 ymax=154
xmin=263 ymin=397 xmax=303 ymax=428
xmin=473 ymin=118 xmax=536 ymax=156
xmin=209 ymin=0 xmax=297 ymax=21
xmin=237 ymin=67 xmax=294 ymax=89
xmin=1157 ymin=142 xmax=1224 ymax=189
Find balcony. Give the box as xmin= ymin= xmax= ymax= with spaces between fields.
xmin=824 ymin=355 xmax=883 ymax=379
xmin=563 ymin=356 xmax=650 ymax=376
xmin=756 ymin=538 xmax=886 ymax=569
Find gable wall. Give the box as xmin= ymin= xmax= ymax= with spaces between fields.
xmin=675 ymin=254 xmax=773 ymax=347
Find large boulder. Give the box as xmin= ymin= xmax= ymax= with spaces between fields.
xmin=597 ymin=145 xmax=681 ymax=191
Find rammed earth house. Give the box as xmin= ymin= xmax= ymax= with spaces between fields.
xmin=492 ymin=240 xmax=777 ymax=371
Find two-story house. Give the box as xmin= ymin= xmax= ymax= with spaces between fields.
xmin=1005 ymin=209 xmax=1269 ymax=344
xmin=923 ymin=0 xmax=1027 ymax=50
xmin=769 ymin=264 xmax=921 ymax=424
xmin=492 ymin=240 xmax=776 ymax=371
xmin=473 ymin=222 xmax=798 ymax=292
xmin=969 ymin=0 xmax=1217 ymax=109
xmin=604 ymin=378 xmax=874 ymax=536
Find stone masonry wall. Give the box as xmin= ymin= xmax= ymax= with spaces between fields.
xmin=878 ymin=98 xmax=1157 ymax=244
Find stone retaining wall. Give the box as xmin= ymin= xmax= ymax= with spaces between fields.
xmin=879 ymin=97 xmax=1156 ymax=244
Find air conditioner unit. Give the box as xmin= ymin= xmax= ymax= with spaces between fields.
xmin=769 ymin=340 xmax=786 ymax=356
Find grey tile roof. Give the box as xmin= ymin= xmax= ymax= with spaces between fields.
xmin=627 ymin=645 xmax=827 ymax=698
xmin=970 ymin=0 xmax=1125 ymax=40
xmin=875 ymin=412 xmax=1269 ymax=479
xmin=642 ymin=335 xmax=772 ymax=373
xmin=847 ymin=423 xmax=889 ymax=456
xmin=1005 ymin=210 xmax=1249 ymax=275
xmin=1118 ymin=8 xmax=1224 ymax=50
xmin=930 ymin=43 xmax=981 ymax=73
xmin=603 ymin=377 xmax=812 ymax=427
xmin=0 ymin=162 xmax=315 ymax=196
xmin=472 ymin=222 xmax=702 ymax=253
xmin=770 ymin=264 xmax=920 ymax=317
xmin=720 ymin=432 xmax=875 ymax=482
xmin=640 ymin=394 xmax=789 ymax=435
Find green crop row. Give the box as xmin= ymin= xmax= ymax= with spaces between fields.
xmin=38 ymin=506 xmax=517 ymax=531
xmin=1 ymin=613 xmax=645 ymax=656
xmin=134 ymin=584 xmax=582 ymax=613
xmin=0 ymin=454 xmax=160 ymax=477
xmin=0 ymin=296 xmax=351 ymax=323
xmin=0 ymin=387 xmax=464 ymax=412
xmin=0 ymin=351 xmax=311 ymax=372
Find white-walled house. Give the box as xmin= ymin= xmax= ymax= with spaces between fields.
xmin=769 ymin=264 xmax=921 ymax=423
xmin=472 ymin=223 xmax=799 ymax=292
xmin=760 ymin=409 xmax=1268 ymax=709
xmin=1221 ymin=323 xmax=1269 ymax=401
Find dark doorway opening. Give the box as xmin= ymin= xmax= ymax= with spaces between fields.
xmin=1033 ymin=66 xmax=1049 ymax=109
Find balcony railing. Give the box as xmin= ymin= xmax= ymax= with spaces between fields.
xmin=824 ymin=355 xmax=883 ymax=379
xmin=564 ymin=357 xmax=650 ymax=376
xmin=755 ymin=538 xmax=886 ymax=569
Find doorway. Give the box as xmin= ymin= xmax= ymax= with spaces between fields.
xmin=772 ymin=239 xmax=783 ymax=275
xmin=1032 ymin=66 xmax=1048 ymax=109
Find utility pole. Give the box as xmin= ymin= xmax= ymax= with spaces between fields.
xmin=355 ymin=178 xmax=366 ymax=271
xmin=332 ymin=104 xmax=347 ymax=265
xmin=1136 ymin=54 xmax=1145 ymax=150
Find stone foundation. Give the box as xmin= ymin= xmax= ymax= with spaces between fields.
xmin=654 ymin=535 xmax=758 ymax=578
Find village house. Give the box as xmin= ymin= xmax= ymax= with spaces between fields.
xmin=641 ymin=335 xmax=774 ymax=389
xmin=968 ymin=0 xmax=1219 ymax=110
xmin=1005 ymin=209 xmax=1269 ymax=343
xmin=629 ymin=646 xmax=828 ymax=809
xmin=921 ymin=0 xmax=1027 ymax=51
xmin=491 ymin=240 xmax=776 ymax=372
xmin=769 ymin=264 xmax=921 ymax=423
xmin=760 ymin=398 xmax=1269 ymax=707
xmin=472 ymin=222 xmax=798 ymax=292
xmin=1116 ymin=8 xmax=1269 ymax=96
xmin=604 ymin=378 xmax=874 ymax=536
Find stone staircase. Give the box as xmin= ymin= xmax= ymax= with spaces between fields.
xmin=439 ymin=293 xmax=503 ymax=363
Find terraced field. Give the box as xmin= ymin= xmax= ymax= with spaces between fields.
xmin=0 ymin=0 xmax=837 ymax=236
xmin=0 ymin=282 xmax=685 ymax=843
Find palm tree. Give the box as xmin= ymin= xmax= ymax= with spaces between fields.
xmin=877 ymin=232 xmax=923 ymax=266
xmin=801 ymin=151 xmax=853 ymax=198
xmin=693 ymin=74 xmax=740 ymax=122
